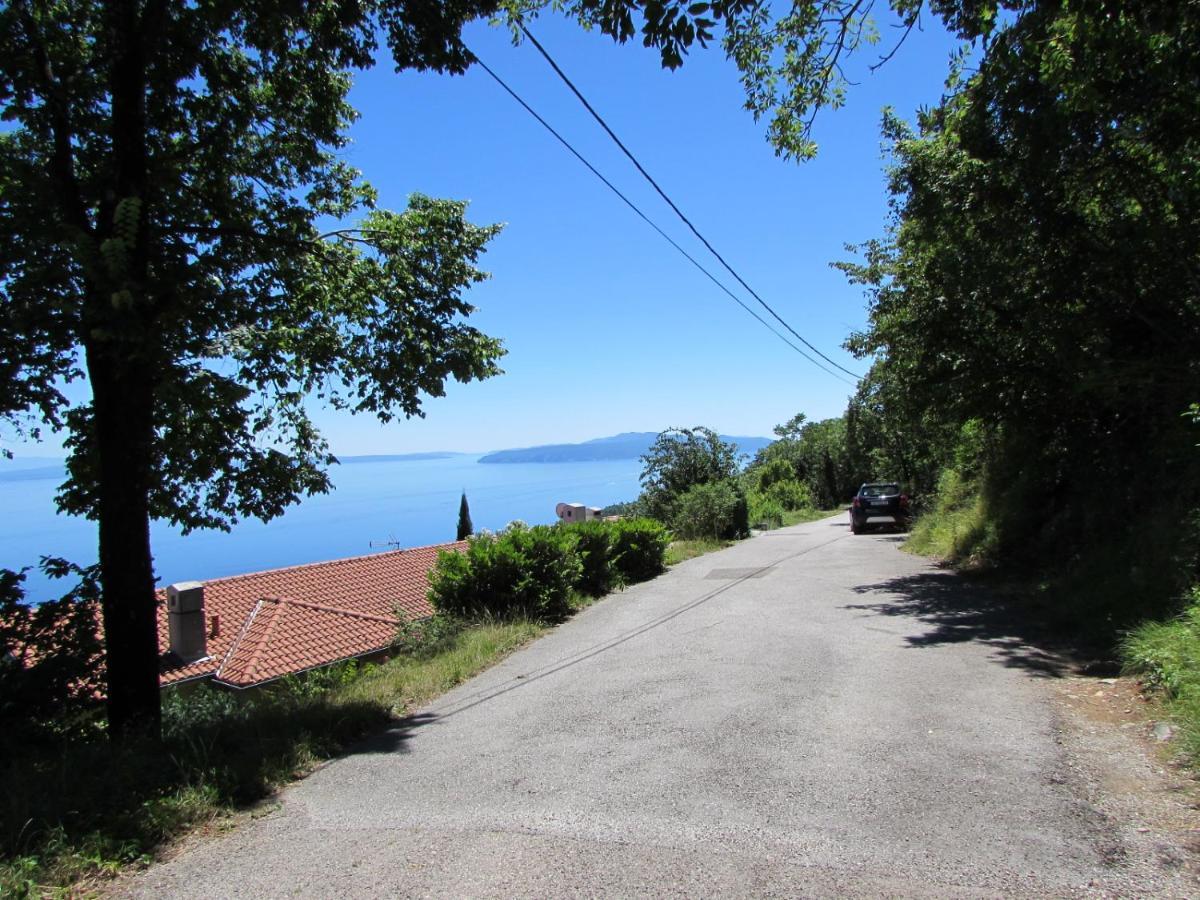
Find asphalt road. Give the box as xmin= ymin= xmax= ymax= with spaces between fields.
xmin=120 ymin=516 xmax=1192 ymax=897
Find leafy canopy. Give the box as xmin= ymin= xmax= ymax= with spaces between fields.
xmin=0 ymin=1 xmax=507 ymax=534
xmin=511 ymin=0 xmax=1020 ymax=160
xmin=841 ymin=0 xmax=1200 ymax=611
xmin=640 ymin=426 xmax=741 ymax=504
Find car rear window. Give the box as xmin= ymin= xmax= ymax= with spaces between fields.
xmin=861 ymin=484 xmax=900 ymax=497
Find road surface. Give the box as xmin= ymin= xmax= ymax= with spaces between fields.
xmin=119 ymin=515 xmax=1198 ymax=897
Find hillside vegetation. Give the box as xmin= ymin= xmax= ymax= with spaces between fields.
xmin=822 ymin=2 xmax=1200 ymax=760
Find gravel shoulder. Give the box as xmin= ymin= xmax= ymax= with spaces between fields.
xmin=1048 ymin=673 xmax=1200 ymax=891
xmin=115 ymin=516 xmax=1200 ymax=898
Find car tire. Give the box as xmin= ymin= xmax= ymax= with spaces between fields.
xmin=851 ymin=520 xmax=861 ymax=535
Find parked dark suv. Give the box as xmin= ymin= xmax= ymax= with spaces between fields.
xmin=850 ymin=482 xmax=911 ymax=534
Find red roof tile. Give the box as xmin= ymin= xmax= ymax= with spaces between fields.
xmin=157 ymin=542 xmax=464 ymax=688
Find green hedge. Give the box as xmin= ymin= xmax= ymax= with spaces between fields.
xmin=609 ymin=518 xmax=670 ymax=584
xmin=571 ymin=520 xmax=618 ymax=597
xmin=428 ymin=525 xmax=582 ymax=621
xmin=428 ymin=518 xmax=669 ymax=621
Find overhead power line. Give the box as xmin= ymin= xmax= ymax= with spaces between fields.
xmin=469 ymin=53 xmax=857 ymax=385
xmin=518 ymin=23 xmax=863 ymax=382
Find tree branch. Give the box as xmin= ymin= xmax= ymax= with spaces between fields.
xmin=13 ymin=0 xmax=93 ymax=238
xmin=870 ymin=15 xmax=918 ymax=73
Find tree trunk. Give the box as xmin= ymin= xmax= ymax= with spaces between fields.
xmin=88 ymin=350 xmax=162 ymax=740
xmin=92 ymin=0 xmax=161 ymax=740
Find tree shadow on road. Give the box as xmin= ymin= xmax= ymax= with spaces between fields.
xmin=350 ymin=711 xmax=436 ymax=755
xmin=844 ymin=570 xmax=1112 ymax=678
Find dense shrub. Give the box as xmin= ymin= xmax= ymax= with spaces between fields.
xmin=0 ymin=560 xmax=104 ymax=752
xmin=904 ymin=466 xmax=995 ymax=561
xmin=748 ymin=492 xmax=785 ymax=529
xmin=742 ymin=453 xmax=813 ymax=527
xmin=568 ymin=521 xmax=619 ymax=597
xmin=752 ymin=457 xmax=799 ymax=491
xmin=428 ymin=525 xmax=583 ymax=621
xmin=671 ymin=480 xmax=750 ymax=540
xmin=1122 ymin=595 xmax=1200 ymax=701
xmin=427 ymin=519 xmax=670 ymax=623
xmin=765 ymin=478 xmax=813 ymax=511
xmin=610 ymin=518 xmax=670 ymax=583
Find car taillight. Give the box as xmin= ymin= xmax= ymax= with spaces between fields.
xmin=852 ymin=497 xmax=861 ymax=508
xmin=900 ymin=494 xmax=909 ymax=507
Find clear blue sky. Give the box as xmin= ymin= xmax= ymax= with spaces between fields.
xmin=314 ymin=11 xmax=961 ymax=454
xmin=10 ymin=10 xmax=963 ymax=460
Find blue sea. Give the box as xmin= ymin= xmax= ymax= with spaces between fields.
xmin=0 ymin=455 xmax=642 ymax=603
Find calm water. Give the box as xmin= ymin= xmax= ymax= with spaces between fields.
xmin=1 ymin=455 xmax=642 ymax=603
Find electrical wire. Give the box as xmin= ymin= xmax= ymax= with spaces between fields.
xmin=518 ymin=23 xmax=863 ymax=381
xmin=470 ymin=52 xmax=859 ymax=386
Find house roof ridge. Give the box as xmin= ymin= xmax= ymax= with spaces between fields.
xmin=270 ymin=595 xmax=404 ymax=625
xmin=214 ymin=597 xmax=266 ymax=682
xmin=160 ymin=540 xmax=467 ymax=591
xmin=237 ymin=598 xmax=286 ymax=685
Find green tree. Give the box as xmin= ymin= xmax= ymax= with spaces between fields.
xmin=752 ymin=413 xmax=856 ymax=508
xmin=843 ymin=0 xmax=1200 ymax=617
xmin=841 ymin=367 xmax=951 ymax=496
xmin=0 ymin=0 xmax=511 ymax=738
xmin=638 ymin=426 xmax=743 ymax=522
xmin=742 ymin=455 xmax=812 ymax=513
xmin=456 ymin=491 xmax=474 ymax=541
xmin=754 ymin=458 xmax=799 ymax=492
xmin=772 ymin=412 xmax=807 ymax=441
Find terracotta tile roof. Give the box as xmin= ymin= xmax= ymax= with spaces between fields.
xmin=157 ymin=541 xmax=464 ymax=688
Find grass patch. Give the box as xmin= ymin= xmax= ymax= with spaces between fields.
xmin=665 ymin=538 xmax=730 ymax=566
xmin=905 ymin=469 xmax=994 ymax=564
xmin=338 ymin=619 xmax=544 ymax=713
xmin=1122 ymin=594 xmax=1200 ymax=763
xmin=0 ymin=619 xmax=543 ymax=897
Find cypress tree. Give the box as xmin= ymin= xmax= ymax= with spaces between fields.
xmin=456 ymin=492 xmax=474 ymax=541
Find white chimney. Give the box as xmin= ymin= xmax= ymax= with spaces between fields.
xmin=166 ymin=581 xmax=208 ymax=663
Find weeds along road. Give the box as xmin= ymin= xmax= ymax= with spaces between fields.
xmin=120 ymin=516 xmax=1197 ymax=898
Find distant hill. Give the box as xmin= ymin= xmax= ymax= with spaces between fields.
xmin=0 ymin=457 xmax=66 ymax=483
xmin=478 ymin=432 xmax=774 ymax=464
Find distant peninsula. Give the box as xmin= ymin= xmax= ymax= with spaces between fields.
xmin=339 ymin=452 xmax=464 ymax=464
xmin=0 ymin=463 xmax=66 ymax=483
xmin=478 ymin=432 xmax=774 ymax=464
